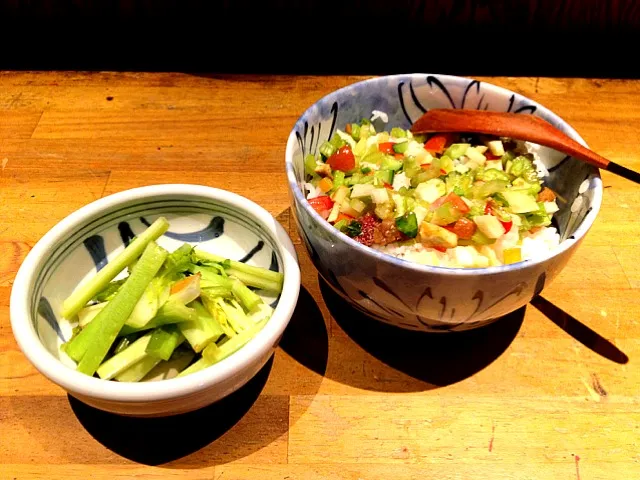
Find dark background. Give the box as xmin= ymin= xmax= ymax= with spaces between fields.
xmin=1 ymin=0 xmax=638 ymax=78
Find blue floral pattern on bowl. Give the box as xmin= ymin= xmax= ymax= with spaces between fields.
xmin=285 ymin=74 xmax=602 ymax=332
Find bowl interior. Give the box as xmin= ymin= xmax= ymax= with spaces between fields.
xmin=287 ymin=74 xmax=601 ymax=250
xmin=32 ymin=198 xmax=284 ymax=366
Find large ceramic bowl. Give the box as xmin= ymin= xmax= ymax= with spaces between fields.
xmin=285 ymin=74 xmax=602 ymax=332
xmin=10 ymin=184 xmax=300 ymax=416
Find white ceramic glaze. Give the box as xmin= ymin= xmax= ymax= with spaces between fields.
xmin=10 ymin=184 xmax=300 ymax=417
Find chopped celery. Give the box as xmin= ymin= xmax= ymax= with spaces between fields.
xmin=142 ymin=350 xmax=195 ymax=381
xmin=402 ymin=156 xmax=421 ymax=178
xmin=349 ymin=123 xmax=361 ymax=141
xmin=91 ymin=279 xmax=125 ymax=303
xmin=118 ymin=299 xmax=198 ymax=336
xmin=176 ymin=357 xmax=209 ymax=378
xmin=77 ymin=302 xmax=107 ymax=328
xmin=391 ymin=127 xmax=407 ymax=138
xmin=114 ymin=355 xmax=162 ymax=382
xmin=202 ymin=317 xmax=268 ymax=366
xmin=332 ymin=170 xmax=345 ymax=190
xmin=432 ymin=202 xmax=464 ymax=226
xmin=193 ymin=249 xmax=284 ymax=292
xmin=178 ymin=299 xmax=223 ymax=353
xmin=319 ymin=141 xmax=336 ymax=158
xmin=146 ymin=325 xmax=185 ymax=361
xmin=217 ymin=297 xmax=252 ymax=333
xmin=304 ymin=154 xmax=318 ymax=176
xmin=477 ymin=169 xmax=510 ymax=183
xmin=470 ymin=179 xmax=509 ymax=199
xmin=231 ymin=278 xmax=262 ymax=312
xmin=62 ymin=217 xmax=170 ymax=319
xmin=443 ymin=143 xmax=469 ymax=159
xmin=66 ymin=242 xmax=168 ymax=374
xmin=96 ymin=331 xmax=154 ymax=380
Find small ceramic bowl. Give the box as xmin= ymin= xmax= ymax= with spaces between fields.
xmin=10 ymin=184 xmax=300 ymax=417
xmin=285 ymin=74 xmax=602 ymax=332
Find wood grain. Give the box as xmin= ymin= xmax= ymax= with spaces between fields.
xmin=1 ymin=72 xmax=639 ymax=479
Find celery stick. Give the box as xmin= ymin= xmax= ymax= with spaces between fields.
xmin=145 ymin=325 xmax=185 ymax=361
xmin=73 ymin=242 xmax=168 ymax=376
xmin=118 ymin=300 xmax=197 ymax=336
xmin=193 ymin=248 xmax=283 ymax=287
xmin=226 ymin=268 xmax=282 ymax=293
xmin=202 ymin=318 xmax=266 ymax=365
xmin=124 ymin=280 xmax=160 ymax=328
xmin=114 ymin=356 xmax=162 ymax=382
xmin=77 ymin=302 xmax=107 ymax=328
xmin=62 ymin=217 xmax=170 ymax=319
xmin=217 ymin=298 xmax=252 ymax=333
xmin=142 ymin=350 xmax=195 ymax=381
xmin=200 ymin=291 xmax=236 ymax=338
xmin=176 ymin=357 xmax=210 ymax=378
xmin=112 ymin=334 xmax=140 ymax=355
xmin=178 ymin=300 xmax=223 ymax=352
xmin=231 ymin=278 xmax=261 ymax=311
xmin=95 ymin=332 xmax=154 ymax=380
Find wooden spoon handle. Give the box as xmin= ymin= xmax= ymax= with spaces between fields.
xmin=411 ymin=109 xmax=640 ymax=184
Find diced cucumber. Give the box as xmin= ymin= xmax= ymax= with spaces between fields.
xmin=393 ymin=141 xmax=409 ymax=154
xmin=501 ymin=190 xmax=539 ymax=213
xmin=374 ymin=169 xmax=394 ymax=185
xmin=381 ymin=156 xmax=403 ymax=172
xmin=443 ymin=143 xmax=470 ymax=160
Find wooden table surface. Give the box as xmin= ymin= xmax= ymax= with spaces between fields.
xmin=1 ymin=72 xmax=639 ymax=480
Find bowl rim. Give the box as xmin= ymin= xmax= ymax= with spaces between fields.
xmin=10 ymin=183 xmax=300 ymax=403
xmin=285 ymin=73 xmax=603 ymax=276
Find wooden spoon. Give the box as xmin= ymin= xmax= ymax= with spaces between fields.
xmin=410 ymin=109 xmax=640 ymax=184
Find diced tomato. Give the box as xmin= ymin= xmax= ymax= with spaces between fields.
xmin=484 ymin=202 xmax=493 ymax=215
xmin=308 ymin=195 xmax=334 ymax=217
xmin=383 ymin=182 xmax=393 ymax=190
xmin=430 ymin=192 xmax=470 ymax=214
xmin=378 ymin=142 xmax=395 ymax=155
xmin=327 ymin=146 xmax=355 ymax=172
xmin=394 ymin=153 xmax=404 ymax=160
xmin=423 ymin=133 xmax=456 ymax=154
xmin=501 ymin=220 xmax=513 ymax=233
xmin=485 ymin=152 xmax=501 ymax=160
xmin=433 ymin=246 xmax=447 ymax=253
xmin=345 ymin=124 xmax=352 ymax=135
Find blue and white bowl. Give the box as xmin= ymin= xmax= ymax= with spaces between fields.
xmin=285 ymin=74 xmax=602 ymax=333
xmin=10 ymin=184 xmax=300 ymax=416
